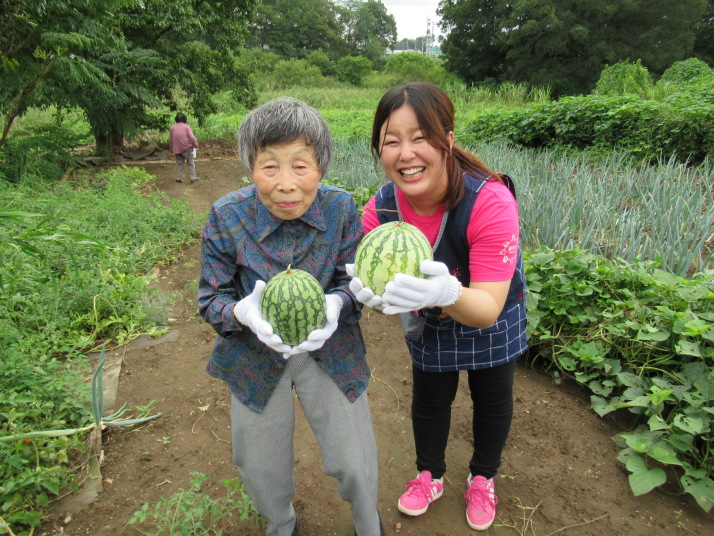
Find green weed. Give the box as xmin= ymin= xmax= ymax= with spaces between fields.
xmin=125 ymin=472 xmax=263 ymax=535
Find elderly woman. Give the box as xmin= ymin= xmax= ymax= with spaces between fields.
xmin=198 ymin=98 xmax=383 ymax=536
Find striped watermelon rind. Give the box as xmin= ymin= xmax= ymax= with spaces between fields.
xmin=354 ymin=221 xmax=433 ymax=297
xmin=261 ymin=266 xmax=327 ymax=346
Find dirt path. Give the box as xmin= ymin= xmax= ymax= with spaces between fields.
xmin=39 ymin=159 xmax=711 ymax=536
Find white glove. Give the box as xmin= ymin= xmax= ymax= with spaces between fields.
xmin=345 ymin=263 xmax=384 ymax=310
xmin=282 ymin=294 xmax=343 ymax=358
xmin=382 ymin=260 xmax=462 ymax=315
xmin=234 ymin=281 xmax=291 ymax=354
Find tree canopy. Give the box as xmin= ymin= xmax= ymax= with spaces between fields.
xmin=439 ymin=0 xmax=709 ymax=95
xmin=694 ymin=1 xmax=714 ymax=65
xmin=1 ymin=0 xmax=257 ymax=149
xmin=341 ymin=0 xmax=397 ymax=68
xmin=246 ymin=0 xmax=396 ymax=68
xmin=246 ymin=0 xmax=348 ymax=60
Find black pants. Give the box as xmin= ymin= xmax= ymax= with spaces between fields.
xmin=411 ymin=359 xmax=517 ymax=480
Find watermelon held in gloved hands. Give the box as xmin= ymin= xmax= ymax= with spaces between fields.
xmin=261 ymin=265 xmax=327 ymax=346
xmin=354 ymin=221 xmax=433 ymax=297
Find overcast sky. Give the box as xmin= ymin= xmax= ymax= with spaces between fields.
xmin=381 ymin=0 xmax=442 ymax=41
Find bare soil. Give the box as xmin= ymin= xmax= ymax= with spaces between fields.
xmin=39 ymin=156 xmax=712 ymax=536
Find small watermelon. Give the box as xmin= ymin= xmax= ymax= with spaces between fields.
xmin=261 ymin=265 xmax=327 ymax=346
xmin=354 ymin=221 xmax=433 ymax=297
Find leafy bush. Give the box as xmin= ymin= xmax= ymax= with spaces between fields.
xmin=305 ymin=49 xmax=337 ymax=77
xmin=384 ymin=52 xmax=445 ymax=85
xmin=235 ymin=49 xmax=282 ymax=91
xmin=659 ymin=57 xmax=714 ymax=88
xmin=0 ymin=122 xmax=90 ymax=183
xmin=0 ymin=168 xmax=199 ymax=360
xmin=0 ymin=346 xmax=88 ymax=530
xmin=235 ymin=48 xmax=281 ymax=75
xmin=525 ymin=248 xmax=713 ymax=511
xmin=336 ymin=56 xmax=373 ymax=86
xmin=461 ymin=93 xmax=714 ymax=164
xmin=0 ymin=165 xmax=199 ymax=355
xmin=594 ymin=60 xmax=653 ymax=97
xmin=271 ymin=59 xmax=328 ymax=89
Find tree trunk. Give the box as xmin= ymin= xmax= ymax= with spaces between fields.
xmin=94 ymin=131 xmax=125 ymax=158
xmin=0 ymin=58 xmax=56 ymax=151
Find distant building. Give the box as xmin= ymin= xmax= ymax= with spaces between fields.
xmin=386 ymin=48 xmax=421 ymax=55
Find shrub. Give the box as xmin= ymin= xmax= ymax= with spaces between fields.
xmin=0 ymin=122 xmax=90 ymax=183
xmin=236 ymin=49 xmax=282 ymax=91
xmin=0 ymin=167 xmax=198 ymax=533
xmin=271 ymin=59 xmax=328 ymax=89
xmin=384 ymin=52 xmax=445 ymax=85
xmin=305 ymin=49 xmax=337 ymax=77
xmin=461 ymin=94 xmax=714 ymax=164
xmin=525 ymin=248 xmax=713 ymax=511
xmin=660 ymin=57 xmax=714 ymax=88
xmin=336 ymin=56 xmax=373 ymax=86
xmin=594 ymin=60 xmax=653 ymax=97
xmin=235 ymin=48 xmax=281 ymax=75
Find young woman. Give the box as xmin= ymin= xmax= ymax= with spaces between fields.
xmin=347 ymin=82 xmax=527 ymax=531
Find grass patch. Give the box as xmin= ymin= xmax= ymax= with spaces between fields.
xmin=0 ymin=166 xmax=199 ymax=532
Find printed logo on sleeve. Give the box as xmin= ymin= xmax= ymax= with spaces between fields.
xmin=500 ymin=235 xmax=518 ymax=264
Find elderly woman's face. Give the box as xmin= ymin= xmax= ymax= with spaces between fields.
xmin=253 ymin=139 xmax=321 ymax=220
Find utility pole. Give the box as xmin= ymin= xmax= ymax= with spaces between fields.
xmin=424 ymin=18 xmax=435 ymax=57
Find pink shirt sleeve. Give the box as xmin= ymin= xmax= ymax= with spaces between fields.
xmin=467 ymin=181 xmax=519 ymax=282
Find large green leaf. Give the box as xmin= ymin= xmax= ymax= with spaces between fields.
xmin=625 ymin=455 xmax=666 ymax=496
xmin=681 ymin=475 xmax=714 ymax=512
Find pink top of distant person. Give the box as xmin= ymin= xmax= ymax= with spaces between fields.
xmin=168 ymin=122 xmax=199 ymax=155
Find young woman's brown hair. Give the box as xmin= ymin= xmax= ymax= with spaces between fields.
xmin=370 ymin=81 xmax=499 ymax=211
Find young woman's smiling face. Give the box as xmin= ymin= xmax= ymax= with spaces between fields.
xmin=378 ymin=104 xmax=453 ymax=213
xmin=252 ymin=139 xmax=321 ymax=220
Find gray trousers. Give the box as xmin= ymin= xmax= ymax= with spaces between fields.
xmin=230 ymin=352 xmax=380 ymax=536
xmin=174 ymin=149 xmax=196 ymax=181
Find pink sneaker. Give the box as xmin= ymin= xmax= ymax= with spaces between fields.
xmin=397 ymin=471 xmax=444 ymax=516
xmin=465 ymin=475 xmax=498 ymax=530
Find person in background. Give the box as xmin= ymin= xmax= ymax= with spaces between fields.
xmin=197 ymin=97 xmax=383 ymax=536
xmin=347 ymin=81 xmax=527 ymax=531
xmin=168 ymin=112 xmax=199 ymax=183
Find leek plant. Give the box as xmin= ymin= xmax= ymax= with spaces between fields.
xmin=468 ymin=143 xmax=713 ymax=277
xmin=0 ymin=346 xmax=161 ymax=444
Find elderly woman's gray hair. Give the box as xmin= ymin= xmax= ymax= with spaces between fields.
xmin=237 ymin=97 xmax=333 ymax=178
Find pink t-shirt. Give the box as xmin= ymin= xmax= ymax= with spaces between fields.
xmin=362 ymin=180 xmax=519 ymax=282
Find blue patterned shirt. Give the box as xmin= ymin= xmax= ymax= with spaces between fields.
xmin=198 ymin=183 xmax=369 ymax=413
